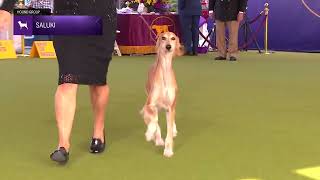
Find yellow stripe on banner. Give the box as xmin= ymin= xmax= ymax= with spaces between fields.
xmin=119 ymin=45 xmax=156 ymax=55
xmin=0 ymin=40 xmax=17 ymax=59
xmin=239 ymin=178 xmax=262 ymax=180
xmin=295 ymin=166 xmax=320 ymax=180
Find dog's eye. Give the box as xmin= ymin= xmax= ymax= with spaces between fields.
xmin=171 ymin=37 xmax=176 ymax=40
xmin=162 ymin=37 xmax=166 ymax=40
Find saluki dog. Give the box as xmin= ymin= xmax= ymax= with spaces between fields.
xmin=141 ymin=32 xmax=184 ymax=157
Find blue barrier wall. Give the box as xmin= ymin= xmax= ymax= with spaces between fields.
xmin=245 ymin=0 xmax=320 ymax=52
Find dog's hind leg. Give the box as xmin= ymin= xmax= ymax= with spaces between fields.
xmin=173 ymin=111 xmax=178 ymax=138
xmin=172 ymin=98 xmax=178 ymax=138
xmin=164 ymin=108 xmax=175 ymax=157
xmin=154 ymin=123 xmax=164 ymax=146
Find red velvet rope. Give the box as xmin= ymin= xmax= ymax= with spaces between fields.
xmin=247 ymin=11 xmax=264 ymax=24
xmin=239 ymin=14 xmax=267 ymax=49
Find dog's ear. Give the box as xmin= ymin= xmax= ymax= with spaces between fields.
xmin=174 ymin=35 xmax=185 ymax=57
xmin=155 ymin=33 xmax=164 ymax=52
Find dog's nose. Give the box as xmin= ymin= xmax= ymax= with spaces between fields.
xmin=166 ymin=45 xmax=172 ymax=50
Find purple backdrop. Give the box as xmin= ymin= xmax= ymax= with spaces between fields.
xmin=244 ymin=0 xmax=320 ymax=52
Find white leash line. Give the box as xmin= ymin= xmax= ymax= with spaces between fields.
xmin=301 ymin=0 xmax=320 ymax=18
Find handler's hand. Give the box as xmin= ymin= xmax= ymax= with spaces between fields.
xmin=209 ymin=11 xmax=215 ymax=20
xmin=237 ymin=12 xmax=244 ymax=22
xmin=0 ymin=10 xmax=11 ymax=32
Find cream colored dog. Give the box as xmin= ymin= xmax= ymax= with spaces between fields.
xmin=141 ymin=32 xmax=183 ymax=157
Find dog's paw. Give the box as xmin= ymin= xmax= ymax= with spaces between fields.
xmin=155 ymin=138 xmax=165 ymax=146
xmin=145 ymin=123 xmax=157 ymax=142
xmin=145 ymin=131 xmax=155 ymax=142
xmin=173 ymin=124 xmax=178 ymax=138
xmin=173 ymin=130 xmax=178 ymax=138
xmin=163 ymin=148 xmax=174 ymax=158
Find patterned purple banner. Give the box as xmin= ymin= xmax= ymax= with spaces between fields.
xmin=117 ymin=14 xmax=182 ymax=46
xmin=246 ymin=0 xmax=320 ymax=52
xmin=13 ymin=16 xmax=102 ymax=35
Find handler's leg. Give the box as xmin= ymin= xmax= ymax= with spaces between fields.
xmin=215 ymin=20 xmax=227 ymax=58
xmin=227 ymin=21 xmax=240 ymax=59
xmin=90 ymin=85 xmax=110 ymax=142
xmin=191 ymin=15 xmax=200 ymax=55
xmin=55 ymin=83 xmax=78 ymax=151
xmin=180 ymin=15 xmax=193 ymax=54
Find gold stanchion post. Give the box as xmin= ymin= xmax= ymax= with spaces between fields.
xmin=17 ymin=35 xmax=27 ymax=57
xmin=21 ymin=35 xmax=25 ymax=56
xmin=264 ymin=3 xmax=270 ymax=54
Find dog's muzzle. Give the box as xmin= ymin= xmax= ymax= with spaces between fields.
xmin=166 ymin=45 xmax=172 ymax=51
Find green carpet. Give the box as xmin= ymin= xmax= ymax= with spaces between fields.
xmin=0 ymin=52 xmax=320 ymax=180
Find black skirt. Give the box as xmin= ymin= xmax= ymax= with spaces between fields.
xmin=53 ymin=0 xmax=117 ymax=85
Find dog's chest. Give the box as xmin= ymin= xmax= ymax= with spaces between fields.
xmin=148 ymin=58 xmax=177 ymax=110
xmin=153 ymin=76 xmax=176 ymax=110
xmin=155 ymin=87 xmax=175 ymax=110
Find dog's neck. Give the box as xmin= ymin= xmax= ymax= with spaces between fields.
xmin=155 ymin=52 xmax=174 ymax=98
xmin=157 ymin=52 xmax=173 ymax=70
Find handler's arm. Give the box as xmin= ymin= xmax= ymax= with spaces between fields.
xmin=0 ymin=0 xmax=15 ymax=31
xmin=239 ymin=0 xmax=248 ymax=12
xmin=178 ymin=0 xmax=186 ymax=11
xmin=1 ymin=0 xmax=15 ymax=11
xmin=209 ymin=0 xmax=216 ymax=11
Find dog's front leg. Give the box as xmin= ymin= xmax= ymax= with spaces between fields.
xmin=144 ymin=107 xmax=164 ymax=146
xmin=172 ymin=97 xmax=178 ymax=138
xmin=144 ymin=105 xmax=158 ymax=142
xmin=164 ymin=108 xmax=175 ymax=157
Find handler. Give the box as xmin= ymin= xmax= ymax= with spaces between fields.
xmin=0 ymin=0 xmax=117 ymax=164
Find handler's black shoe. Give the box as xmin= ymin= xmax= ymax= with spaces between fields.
xmin=90 ymin=132 xmax=106 ymax=154
xmin=185 ymin=51 xmax=194 ymax=56
xmin=50 ymin=147 xmax=69 ymax=164
xmin=214 ymin=56 xmax=227 ymax=60
xmin=230 ymin=56 xmax=237 ymax=61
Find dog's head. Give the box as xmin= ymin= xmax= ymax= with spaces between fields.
xmin=156 ymin=32 xmax=184 ymax=57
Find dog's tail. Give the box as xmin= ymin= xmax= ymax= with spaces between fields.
xmin=140 ymin=106 xmax=145 ymax=116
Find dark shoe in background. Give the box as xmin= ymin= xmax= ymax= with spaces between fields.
xmin=185 ymin=51 xmax=194 ymax=56
xmin=214 ymin=56 xmax=227 ymax=60
xmin=230 ymin=56 xmax=237 ymax=61
xmin=193 ymin=51 xmax=198 ymax=56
